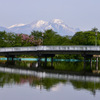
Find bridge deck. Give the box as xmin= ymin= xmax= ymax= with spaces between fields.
xmin=0 ymin=46 xmax=100 ymax=55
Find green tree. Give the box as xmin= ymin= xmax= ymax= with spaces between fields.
xmin=0 ymin=31 xmax=7 ymax=47
xmin=31 ymin=29 xmax=71 ymax=46
xmin=4 ymin=32 xmax=22 ymax=47
xmin=43 ymin=29 xmax=70 ymax=45
xmin=91 ymin=27 xmax=98 ymax=32
xmin=31 ymin=30 xmax=43 ymax=40
xmin=31 ymin=30 xmax=43 ymax=45
xmin=13 ymin=34 xmax=22 ymax=47
xmin=71 ymin=31 xmax=100 ymax=45
xmin=43 ymin=29 xmax=58 ymax=45
xmin=61 ymin=36 xmax=71 ymax=45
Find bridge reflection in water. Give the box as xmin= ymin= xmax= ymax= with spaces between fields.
xmin=0 ymin=66 xmax=100 ymax=96
xmin=0 ymin=66 xmax=100 ymax=82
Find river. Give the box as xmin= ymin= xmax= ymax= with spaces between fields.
xmin=0 ymin=60 xmax=100 ymax=100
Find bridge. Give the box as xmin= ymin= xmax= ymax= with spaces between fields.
xmin=0 ymin=46 xmax=100 ymax=55
xmin=0 ymin=46 xmax=100 ymax=70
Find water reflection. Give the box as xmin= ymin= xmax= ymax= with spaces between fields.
xmin=0 ymin=66 xmax=100 ymax=95
xmin=1 ymin=57 xmax=100 ymax=72
xmin=0 ymin=60 xmax=100 ymax=100
xmin=0 ymin=68 xmax=66 ymax=91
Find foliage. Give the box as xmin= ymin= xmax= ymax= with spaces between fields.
xmin=0 ymin=31 xmax=43 ymax=47
xmin=71 ymin=31 xmax=100 ymax=45
xmin=0 ymin=28 xmax=100 ymax=47
xmin=0 ymin=31 xmax=7 ymax=47
xmin=54 ymin=62 xmax=84 ymax=72
xmin=6 ymin=33 xmax=22 ymax=47
xmin=91 ymin=27 xmax=98 ymax=32
xmin=18 ymin=34 xmax=43 ymax=46
xmin=42 ymin=29 xmax=71 ymax=45
xmin=31 ymin=31 xmax=43 ymax=45
xmin=31 ymin=30 xmax=43 ymax=40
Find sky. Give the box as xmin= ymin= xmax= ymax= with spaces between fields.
xmin=0 ymin=0 xmax=100 ymax=31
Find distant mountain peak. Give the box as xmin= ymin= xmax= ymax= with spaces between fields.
xmin=35 ymin=20 xmax=48 ymax=28
xmin=8 ymin=24 xmax=26 ymax=29
xmin=51 ymin=19 xmax=64 ymax=24
xmin=0 ymin=19 xmax=81 ymax=36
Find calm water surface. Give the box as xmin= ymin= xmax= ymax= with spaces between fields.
xmin=0 ymin=82 xmax=98 ymax=100
xmin=0 ymin=60 xmax=100 ymax=100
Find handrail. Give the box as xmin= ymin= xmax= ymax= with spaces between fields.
xmin=0 ymin=46 xmax=100 ymax=52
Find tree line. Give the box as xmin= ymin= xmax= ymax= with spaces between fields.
xmin=0 ymin=27 xmax=99 ymax=47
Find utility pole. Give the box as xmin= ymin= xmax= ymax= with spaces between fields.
xmin=42 ymin=33 xmax=44 ymax=45
xmin=95 ymin=32 xmax=97 ymax=46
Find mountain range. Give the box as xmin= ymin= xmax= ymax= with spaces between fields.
xmin=0 ymin=19 xmax=80 ymax=36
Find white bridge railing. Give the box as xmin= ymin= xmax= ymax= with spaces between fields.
xmin=0 ymin=46 xmax=100 ymax=52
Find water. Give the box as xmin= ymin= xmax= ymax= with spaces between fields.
xmin=0 ymin=68 xmax=100 ymax=100
xmin=0 ymin=60 xmax=100 ymax=100
xmin=0 ymin=82 xmax=98 ymax=100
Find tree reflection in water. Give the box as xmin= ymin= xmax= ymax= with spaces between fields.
xmin=0 ymin=60 xmax=100 ymax=95
xmin=0 ymin=69 xmax=99 ymax=95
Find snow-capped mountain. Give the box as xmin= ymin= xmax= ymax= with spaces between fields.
xmin=0 ymin=26 xmax=10 ymax=32
xmin=8 ymin=24 xmax=26 ymax=28
xmin=0 ymin=19 xmax=80 ymax=36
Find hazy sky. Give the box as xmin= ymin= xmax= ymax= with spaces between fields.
xmin=0 ymin=0 xmax=100 ymax=30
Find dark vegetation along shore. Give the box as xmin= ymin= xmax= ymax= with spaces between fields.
xmin=0 ymin=27 xmax=100 ymax=72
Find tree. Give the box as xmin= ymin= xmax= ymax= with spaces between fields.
xmin=71 ymin=31 xmax=100 ymax=45
xmin=91 ymin=27 xmax=98 ymax=32
xmin=43 ymin=29 xmax=62 ymax=45
xmin=61 ymin=36 xmax=71 ymax=45
xmin=0 ymin=31 xmax=7 ymax=47
xmin=31 ymin=30 xmax=43 ymax=45
xmin=13 ymin=34 xmax=22 ymax=47
xmin=31 ymin=30 xmax=43 ymax=40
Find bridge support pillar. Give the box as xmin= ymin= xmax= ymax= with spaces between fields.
xmin=6 ymin=55 xmax=15 ymax=61
xmin=96 ymin=57 xmax=98 ymax=71
xmin=40 ymin=54 xmax=55 ymax=68
xmin=83 ymin=57 xmax=86 ymax=70
xmin=90 ymin=57 xmax=92 ymax=69
xmin=82 ymin=54 xmax=93 ymax=71
xmin=38 ymin=56 xmax=41 ymax=67
xmin=51 ymin=57 xmax=53 ymax=67
xmin=6 ymin=55 xmax=16 ymax=65
xmin=44 ymin=57 xmax=47 ymax=67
